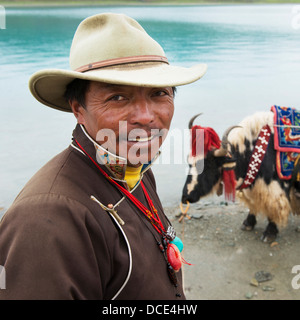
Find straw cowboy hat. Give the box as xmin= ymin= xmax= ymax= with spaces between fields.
xmin=29 ymin=13 xmax=207 ymax=112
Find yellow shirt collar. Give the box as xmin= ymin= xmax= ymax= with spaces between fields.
xmin=124 ymin=165 xmax=143 ymax=190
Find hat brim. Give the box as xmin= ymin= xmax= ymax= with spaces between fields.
xmin=29 ymin=62 xmax=207 ymax=112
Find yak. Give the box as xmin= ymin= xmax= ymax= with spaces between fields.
xmin=181 ymin=111 xmax=300 ymax=242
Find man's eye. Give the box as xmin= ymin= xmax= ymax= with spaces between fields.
xmin=153 ymin=88 xmax=174 ymax=97
xmin=154 ymin=90 xmax=168 ymax=97
xmin=110 ymin=95 xmax=125 ymax=101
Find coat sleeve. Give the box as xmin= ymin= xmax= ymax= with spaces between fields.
xmin=0 ymin=193 xmax=110 ymax=300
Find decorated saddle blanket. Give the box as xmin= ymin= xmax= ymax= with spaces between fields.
xmin=271 ymin=105 xmax=300 ymax=180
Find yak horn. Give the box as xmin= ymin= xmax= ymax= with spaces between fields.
xmin=213 ymin=125 xmax=242 ymax=157
xmin=188 ymin=113 xmax=203 ymax=129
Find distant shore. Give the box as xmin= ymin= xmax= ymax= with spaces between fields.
xmin=2 ymin=0 xmax=300 ymax=8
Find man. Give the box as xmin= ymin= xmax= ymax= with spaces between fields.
xmin=0 ymin=13 xmax=206 ymax=299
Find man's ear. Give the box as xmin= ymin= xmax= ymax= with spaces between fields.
xmin=70 ymin=100 xmax=86 ymax=125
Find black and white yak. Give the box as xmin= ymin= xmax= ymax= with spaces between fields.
xmin=181 ymin=111 xmax=300 ymax=242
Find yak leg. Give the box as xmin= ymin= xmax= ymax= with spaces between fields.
xmin=241 ymin=212 xmax=257 ymax=231
xmin=294 ymin=181 xmax=300 ymax=198
xmin=261 ymin=219 xmax=278 ymax=243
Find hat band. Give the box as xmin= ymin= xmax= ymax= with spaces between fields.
xmin=75 ymin=55 xmax=169 ymax=73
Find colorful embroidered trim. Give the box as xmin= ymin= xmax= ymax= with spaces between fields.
xmin=271 ymin=105 xmax=300 ymax=153
xmin=271 ymin=105 xmax=300 ymax=180
xmin=239 ymin=124 xmax=271 ymax=189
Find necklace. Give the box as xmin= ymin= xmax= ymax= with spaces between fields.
xmin=73 ymin=138 xmax=185 ymax=291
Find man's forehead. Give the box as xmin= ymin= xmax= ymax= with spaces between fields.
xmin=89 ymin=81 xmax=121 ymax=89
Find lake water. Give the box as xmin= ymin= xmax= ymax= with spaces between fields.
xmin=1 ymin=4 xmax=300 ymax=213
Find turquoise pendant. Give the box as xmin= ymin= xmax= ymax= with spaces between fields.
xmin=170 ymin=236 xmax=183 ymax=253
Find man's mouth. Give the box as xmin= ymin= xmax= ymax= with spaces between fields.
xmin=127 ymin=136 xmax=154 ymax=142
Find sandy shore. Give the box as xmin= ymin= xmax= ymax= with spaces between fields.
xmin=165 ymin=200 xmax=300 ymax=300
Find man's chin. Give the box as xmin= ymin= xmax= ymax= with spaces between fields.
xmin=117 ymin=141 xmax=160 ymax=165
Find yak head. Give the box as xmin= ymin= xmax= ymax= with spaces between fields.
xmin=181 ymin=114 xmax=239 ymax=204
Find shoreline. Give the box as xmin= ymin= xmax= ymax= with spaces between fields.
xmin=2 ymin=0 xmax=300 ymax=8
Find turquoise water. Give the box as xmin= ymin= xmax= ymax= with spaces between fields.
xmin=1 ymin=4 xmax=300 ymax=211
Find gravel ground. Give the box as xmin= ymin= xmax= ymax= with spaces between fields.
xmin=165 ymin=200 xmax=300 ymax=300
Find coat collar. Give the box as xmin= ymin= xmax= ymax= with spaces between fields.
xmin=71 ymin=124 xmax=159 ymax=182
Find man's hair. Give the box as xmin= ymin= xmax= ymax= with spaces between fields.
xmin=64 ymin=78 xmax=90 ymax=108
xmin=64 ymin=78 xmax=176 ymax=109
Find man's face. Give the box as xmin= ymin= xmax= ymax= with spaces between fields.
xmin=71 ymin=81 xmax=174 ymax=167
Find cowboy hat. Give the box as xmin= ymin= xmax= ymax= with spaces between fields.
xmin=29 ymin=13 xmax=207 ymax=112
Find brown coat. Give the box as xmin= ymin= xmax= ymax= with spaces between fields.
xmin=0 ymin=125 xmax=185 ymax=300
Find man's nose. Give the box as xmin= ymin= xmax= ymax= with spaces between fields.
xmin=130 ymin=100 xmax=155 ymax=125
